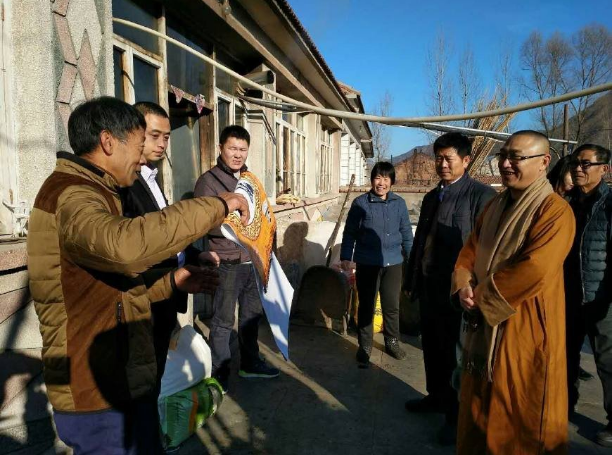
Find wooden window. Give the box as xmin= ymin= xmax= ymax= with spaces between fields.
xmin=275 ymin=116 xmax=306 ymax=196
xmin=0 ymin=0 xmax=18 ymax=236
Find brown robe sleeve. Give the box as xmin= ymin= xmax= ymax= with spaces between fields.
xmin=474 ymin=195 xmax=575 ymax=327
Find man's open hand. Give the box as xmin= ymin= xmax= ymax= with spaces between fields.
xmin=173 ymin=265 xmax=220 ymax=295
xmin=219 ymin=192 xmax=250 ymax=225
xmin=459 ymin=285 xmax=477 ymax=311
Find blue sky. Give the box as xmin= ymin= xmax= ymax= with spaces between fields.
xmin=289 ymin=0 xmax=612 ymax=156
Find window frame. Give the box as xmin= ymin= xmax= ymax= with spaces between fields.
xmin=318 ymin=128 xmax=334 ymax=195
xmin=214 ymin=89 xmax=250 ymax=143
xmin=0 ymin=0 xmax=19 ymax=236
xmin=275 ymin=115 xmax=306 ymax=196
xmin=113 ymin=38 xmax=164 ymax=104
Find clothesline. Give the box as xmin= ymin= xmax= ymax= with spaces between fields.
xmin=112 ymin=18 xmax=611 ymax=127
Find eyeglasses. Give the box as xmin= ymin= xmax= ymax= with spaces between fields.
xmin=494 ymin=153 xmax=546 ymax=164
xmin=569 ymin=160 xmax=608 ymax=170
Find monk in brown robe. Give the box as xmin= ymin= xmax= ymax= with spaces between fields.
xmin=452 ymin=130 xmax=575 ymax=454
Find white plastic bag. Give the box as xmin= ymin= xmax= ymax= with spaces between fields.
xmin=159 ymin=325 xmax=212 ymax=399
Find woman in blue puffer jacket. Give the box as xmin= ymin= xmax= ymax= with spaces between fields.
xmin=340 ymin=162 xmax=413 ymax=366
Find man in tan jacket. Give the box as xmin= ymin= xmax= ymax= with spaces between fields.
xmin=27 ymin=96 xmax=248 ymax=454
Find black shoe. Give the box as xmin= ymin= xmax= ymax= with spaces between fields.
xmin=436 ymin=422 xmax=457 ymax=446
xmin=405 ymin=395 xmax=445 ymax=413
xmin=579 ymin=367 xmax=594 ymax=381
xmin=596 ymin=424 xmax=612 ymax=447
xmin=356 ymin=345 xmax=372 ymax=366
xmin=384 ymin=337 xmax=406 ymax=360
xmin=239 ymin=360 xmax=280 ymax=379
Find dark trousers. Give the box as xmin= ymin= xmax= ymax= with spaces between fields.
xmin=567 ymin=299 xmax=612 ymax=422
xmin=151 ymin=300 xmax=178 ymax=395
xmin=210 ymin=262 xmax=263 ymax=379
xmin=53 ymin=397 xmax=164 ymax=454
xmin=355 ymin=263 xmax=402 ymax=347
xmin=419 ymin=274 xmax=461 ymax=417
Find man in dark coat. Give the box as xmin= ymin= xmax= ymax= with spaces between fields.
xmin=404 ymin=133 xmax=496 ymax=442
xmin=565 ymin=143 xmax=612 ymax=447
xmin=120 ymin=102 xmax=211 ymax=395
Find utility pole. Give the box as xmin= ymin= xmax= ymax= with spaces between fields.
xmin=562 ymin=103 xmax=569 ymax=156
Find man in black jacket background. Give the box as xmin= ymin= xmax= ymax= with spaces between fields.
xmin=121 ymin=102 xmax=213 ymax=395
xmin=404 ymin=133 xmax=496 ymax=443
xmin=565 ymin=143 xmax=612 ymax=447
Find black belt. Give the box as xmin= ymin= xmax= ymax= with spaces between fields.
xmin=220 ymin=258 xmax=242 ymax=265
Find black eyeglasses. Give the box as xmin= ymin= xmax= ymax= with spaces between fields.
xmin=494 ymin=153 xmax=546 ymax=164
xmin=569 ymin=160 xmax=608 ymax=170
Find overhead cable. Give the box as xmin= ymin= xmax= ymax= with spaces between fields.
xmin=113 ymin=18 xmax=611 ymax=126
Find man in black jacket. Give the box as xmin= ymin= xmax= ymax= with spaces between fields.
xmin=121 ymin=102 xmax=214 ymax=395
xmin=404 ymin=133 xmax=496 ymax=442
xmin=565 ymin=143 xmax=612 ymax=447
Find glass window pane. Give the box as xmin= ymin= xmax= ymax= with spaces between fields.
xmin=112 ymin=0 xmax=159 ymax=53
xmin=170 ymin=116 xmax=201 ymax=201
xmin=217 ymin=99 xmax=230 ymax=141
xmin=133 ymin=57 xmax=158 ymax=103
xmin=215 ymin=50 xmax=236 ymax=94
xmin=113 ymin=48 xmax=125 ymax=100
xmin=235 ymin=105 xmax=246 ymax=127
xmin=166 ymin=17 xmax=212 ymax=95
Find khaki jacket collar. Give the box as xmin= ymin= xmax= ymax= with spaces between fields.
xmin=56 ymin=151 xmax=120 ymax=192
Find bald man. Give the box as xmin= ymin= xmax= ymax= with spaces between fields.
xmin=452 ymin=131 xmax=575 ymax=454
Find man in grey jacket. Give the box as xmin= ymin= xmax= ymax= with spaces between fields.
xmin=194 ymin=125 xmax=279 ymax=393
xmin=565 ymin=143 xmax=612 ymax=447
xmin=404 ymin=133 xmax=496 ymax=443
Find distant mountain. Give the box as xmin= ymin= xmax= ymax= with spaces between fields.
xmin=367 ymin=144 xmax=434 ymax=167
xmin=385 ymin=144 xmax=434 ymax=165
xmin=551 ymin=91 xmax=612 ymax=150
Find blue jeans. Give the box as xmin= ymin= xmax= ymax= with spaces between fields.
xmin=53 ymin=397 xmax=163 ymax=454
xmin=209 ymin=262 xmax=263 ymax=378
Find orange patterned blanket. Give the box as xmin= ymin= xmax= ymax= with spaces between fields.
xmin=220 ymin=171 xmax=276 ymax=289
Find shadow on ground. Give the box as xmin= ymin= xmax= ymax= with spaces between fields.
xmin=178 ymin=323 xmax=453 ymax=455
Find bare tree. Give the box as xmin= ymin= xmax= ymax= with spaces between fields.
xmin=566 ymin=24 xmax=612 ymax=141
xmin=426 ymin=31 xmax=454 ymax=118
xmin=520 ymin=31 xmax=573 ymax=136
xmin=520 ymin=24 xmax=611 ymax=141
xmin=370 ymin=91 xmax=393 ymax=162
xmin=458 ymin=45 xmax=481 ymax=126
xmin=495 ymin=42 xmax=514 ymax=107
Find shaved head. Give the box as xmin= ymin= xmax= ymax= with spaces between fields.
xmin=499 ymin=130 xmax=552 ymax=197
xmin=509 ymin=130 xmax=550 ymax=155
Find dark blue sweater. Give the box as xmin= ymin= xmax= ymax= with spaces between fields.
xmin=340 ymin=191 xmax=413 ymax=267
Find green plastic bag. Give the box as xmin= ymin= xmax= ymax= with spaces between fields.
xmin=159 ymin=377 xmax=223 ymax=450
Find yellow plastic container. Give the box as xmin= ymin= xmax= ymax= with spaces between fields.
xmin=352 ymin=290 xmax=384 ymax=333
xmin=373 ymin=293 xmax=384 ymax=333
